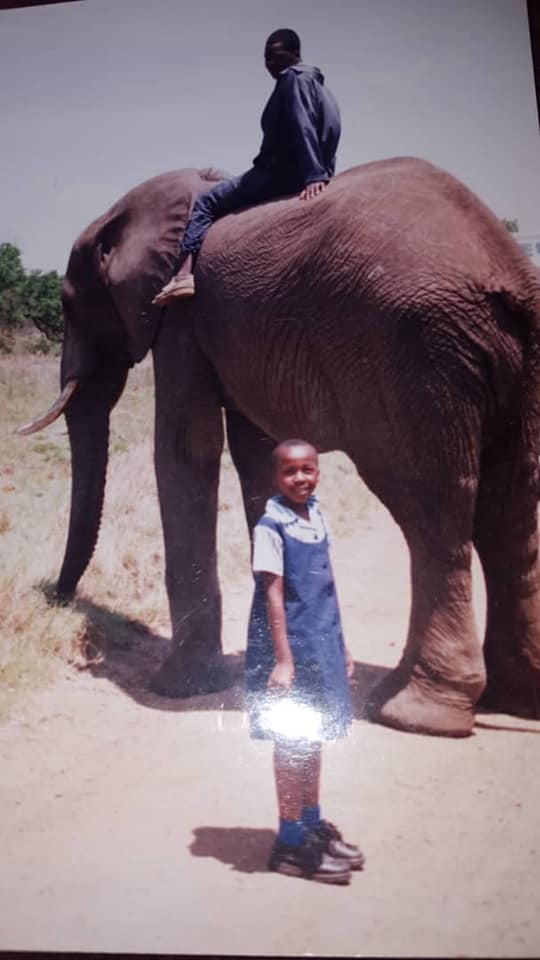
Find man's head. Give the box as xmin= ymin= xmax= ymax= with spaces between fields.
xmin=272 ymin=439 xmax=319 ymax=506
xmin=264 ymin=28 xmax=301 ymax=79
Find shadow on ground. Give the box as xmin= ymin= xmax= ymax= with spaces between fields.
xmin=53 ymin=592 xmax=540 ymax=735
xmin=474 ymin=718 xmax=540 ymax=734
xmin=189 ymin=826 xmax=275 ymax=874
xmin=67 ymin=594 xmax=388 ymax=720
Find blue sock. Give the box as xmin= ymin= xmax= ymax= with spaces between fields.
xmin=302 ymin=805 xmax=321 ymax=828
xmin=278 ymin=818 xmax=306 ymax=847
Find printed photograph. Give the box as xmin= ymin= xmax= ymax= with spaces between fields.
xmin=1 ymin=0 xmax=539 ymax=955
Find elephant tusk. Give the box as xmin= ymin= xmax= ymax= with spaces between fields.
xmin=15 ymin=379 xmax=79 ymax=436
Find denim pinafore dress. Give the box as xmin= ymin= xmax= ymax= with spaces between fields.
xmin=245 ymin=501 xmax=353 ymax=742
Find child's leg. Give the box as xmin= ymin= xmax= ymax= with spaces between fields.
xmin=300 ymin=743 xmax=322 ymax=827
xmin=274 ymin=740 xmax=323 ymax=844
xmin=152 ymin=168 xmax=276 ymax=304
xmin=269 ymin=739 xmax=351 ymax=882
xmin=297 ymin=742 xmax=365 ymax=870
xmin=273 ymin=740 xmax=303 ymax=825
xmin=181 ymin=167 xmax=276 ymax=260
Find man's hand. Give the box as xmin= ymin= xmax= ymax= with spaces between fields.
xmin=345 ymin=646 xmax=355 ymax=680
xmin=268 ymin=660 xmax=295 ymax=691
xmin=299 ymin=181 xmax=327 ymax=200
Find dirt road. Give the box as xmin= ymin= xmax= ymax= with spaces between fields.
xmin=1 ymin=501 xmax=539 ymax=956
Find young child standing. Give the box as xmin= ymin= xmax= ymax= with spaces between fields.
xmin=246 ymin=439 xmax=364 ymax=884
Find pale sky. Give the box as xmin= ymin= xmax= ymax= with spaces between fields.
xmin=1 ymin=0 xmax=539 ymax=272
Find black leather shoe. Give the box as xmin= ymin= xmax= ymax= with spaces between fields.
xmin=268 ymin=833 xmax=351 ymax=884
xmin=311 ymin=819 xmax=365 ymax=870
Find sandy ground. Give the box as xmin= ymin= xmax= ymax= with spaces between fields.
xmin=1 ymin=499 xmax=540 ymax=957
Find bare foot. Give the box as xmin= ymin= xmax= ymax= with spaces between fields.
xmin=152 ymin=274 xmax=195 ymax=305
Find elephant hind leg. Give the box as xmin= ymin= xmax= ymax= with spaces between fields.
xmin=368 ymin=534 xmax=486 ymax=738
xmin=473 ymin=424 xmax=540 ymax=718
xmin=359 ymin=406 xmax=486 ymax=737
xmin=225 ymin=410 xmax=276 ymax=534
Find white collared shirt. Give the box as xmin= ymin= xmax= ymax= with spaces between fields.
xmin=252 ymin=495 xmax=330 ymax=576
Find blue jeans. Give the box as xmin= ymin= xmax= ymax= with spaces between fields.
xmin=181 ymin=166 xmax=300 ymax=257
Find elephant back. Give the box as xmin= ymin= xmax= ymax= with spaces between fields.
xmin=198 ymin=156 xmax=540 ymax=330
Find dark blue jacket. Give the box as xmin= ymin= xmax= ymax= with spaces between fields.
xmin=253 ymin=63 xmax=341 ymax=188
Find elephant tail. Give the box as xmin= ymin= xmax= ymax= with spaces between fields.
xmin=513 ymin=287 xmax=540 ymax=333
xmin=492 ymin=268 xmax=540 ymax=496
xmin=493 ymin=260 xmax=540 ymax=333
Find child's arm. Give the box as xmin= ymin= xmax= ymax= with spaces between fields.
xmin=345 ymin=645 xmax=354 ymax=679
xmin=262 ymin=572 xmax=295 ymax=691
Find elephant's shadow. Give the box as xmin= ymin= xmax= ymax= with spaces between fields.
xmin=58 ymin=594 xmax=540 ymax=734
xmin=68 ymin=594 xmax=388 ymax=719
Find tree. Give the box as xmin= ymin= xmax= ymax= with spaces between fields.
xmin=0 ymin=242 xmax=63 ymax=342
xmin=24 ymin=269 xmax=64 ymax=342
xmin=0 ymin=243 xmax=26 ymax=329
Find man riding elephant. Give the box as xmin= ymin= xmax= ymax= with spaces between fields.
xmin=153 ymin=27 xmax=341 ymax=304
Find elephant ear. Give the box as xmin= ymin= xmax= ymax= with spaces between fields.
xmin=98 ymin=168 xmax=212 ymax=364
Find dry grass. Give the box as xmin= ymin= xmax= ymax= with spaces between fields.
xmin=0 ymin=351 xmax=375 ymax=719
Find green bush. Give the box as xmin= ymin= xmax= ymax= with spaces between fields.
xmin=24 ymin=270 xmax=64 ymax=343
xmin=0 ymin=243 xmax=64 ymax=343
xmin=0 ymin=243 xmax=26 ymax=329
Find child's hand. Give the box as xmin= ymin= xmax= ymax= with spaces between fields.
xmin=345 ymin=646 xmax=355 ymax=679
xmin=268 ymin=661 xmax=295 ymax=691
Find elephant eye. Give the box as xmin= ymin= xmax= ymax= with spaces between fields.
xmin=99 ymin=238 xmax=113 ymax=262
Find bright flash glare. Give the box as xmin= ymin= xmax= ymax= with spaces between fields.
xmin=259 ymin=698 xmax=322 ymax=741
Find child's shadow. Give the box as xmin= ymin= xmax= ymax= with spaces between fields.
xmin=190 ymin=826 xmax=274 ymax=874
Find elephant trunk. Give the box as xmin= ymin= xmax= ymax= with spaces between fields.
xmin=56 ymin=363 xmax=128 ymax=601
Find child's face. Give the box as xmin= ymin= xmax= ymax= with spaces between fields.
xmin=274 ymin=445 xmax=319 ymax=506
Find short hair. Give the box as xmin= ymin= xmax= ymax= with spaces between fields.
xmin=265 ymin=28 xmax=301 ymax=55
xmin=272 ymin=438 xmax=318 ymax=468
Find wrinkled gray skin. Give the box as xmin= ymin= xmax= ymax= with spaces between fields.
xmin=53 ymin=157 xmax=540 ymax=737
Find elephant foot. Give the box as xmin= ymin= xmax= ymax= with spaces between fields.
xmin=150 ymin=649 xmax=233 ymax=698
xmin=368 ymin=674 xmax=475 ymax=738
xmin=479 ymin=663 xmax=540 ymax=720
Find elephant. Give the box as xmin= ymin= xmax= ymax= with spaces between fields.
xmin=19 ymin=156 xmax=540 ymax=738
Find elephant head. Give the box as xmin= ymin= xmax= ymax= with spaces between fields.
xmin=18 ymin=167 xmax=227 ymax=600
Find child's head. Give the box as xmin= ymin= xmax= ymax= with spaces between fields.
xmin=272 ymin=439 xmax=319 ymax=506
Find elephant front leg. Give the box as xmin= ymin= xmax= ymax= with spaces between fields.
xmin=369 ymin=542 xmax=486 ymax=737
xmin=151 ymin=464 xmax=228 ymax=696
xmin=150 ymin=332 xmax=230 ymax=697
xmin=473 ymin=437 xmax=540 ymax=718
